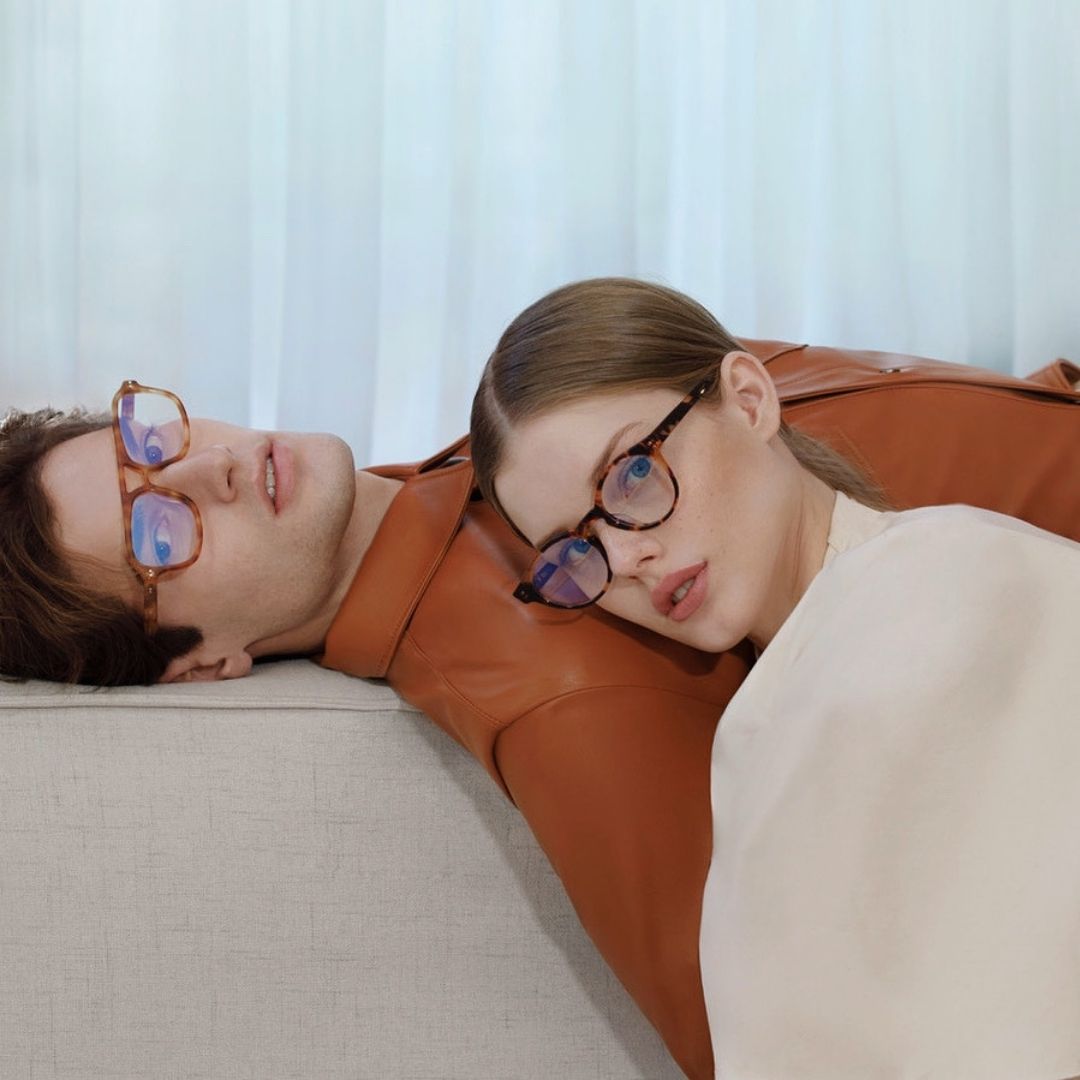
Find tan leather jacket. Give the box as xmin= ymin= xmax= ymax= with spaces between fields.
xmin=321 ymin=340 xmax=1080 ymax=1080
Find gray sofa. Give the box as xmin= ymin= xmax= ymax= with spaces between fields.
xmin=0 ymin=659 xmax=683 ymax=1079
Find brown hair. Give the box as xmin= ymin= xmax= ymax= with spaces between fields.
xmin=0 ymin=406 xmax=203 ymax=685
xmin=471 ymin=278 xmax=887 ymax=522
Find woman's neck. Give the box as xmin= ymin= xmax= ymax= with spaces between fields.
xmin=748 ymin=474 xmax=837 ymax=652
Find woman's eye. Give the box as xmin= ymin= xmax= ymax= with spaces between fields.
xmin=617 ymin=454 xmax=653 ymax=495
xmin=560 ymin=537 xmax=595 ymax=567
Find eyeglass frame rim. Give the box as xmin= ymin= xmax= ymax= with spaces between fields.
xmin=110 ymin=379 xmax=204 ymax=637
xmin=511 ymin=374 xmax=717 ymax=609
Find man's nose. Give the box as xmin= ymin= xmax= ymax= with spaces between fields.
xmin=155 ymin=446 xmax=238 ymax=503
xmin=594 ymin=521 xmax=660 ymax=578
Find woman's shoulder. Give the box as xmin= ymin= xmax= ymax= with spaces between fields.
xmin=780 ymin=502 xmax=1077 ymax=676
xmin=723 ymin=498 xmax=1078 ymax=745
xmin=884 ymin=501 xmax=1077 ymax=550
xmin=750 ymin=497 xmax=1079 ymax=673
xmin=795 ymin=500 xmax=1080 ymax=659
xmin=836 ymin=501 xmax=1080 ymax=585
xmin=750 ymin=500 xmax=1080 ymax=717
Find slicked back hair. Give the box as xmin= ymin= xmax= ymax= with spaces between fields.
xmin=471 ymin=278 xmax=887 ymax=523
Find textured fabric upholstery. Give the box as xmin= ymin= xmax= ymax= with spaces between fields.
xmin=0 ymin=660 xmax=682 ymax=1079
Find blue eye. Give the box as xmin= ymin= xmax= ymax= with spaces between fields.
xmin=151 ymin=515 xmax=176 ymax=566
xmin=119 ymin=418 xmax=168 ymax=466
xmin=142 ymin=429 xmax=165 ymax=465
xmin=613 ymin=454 xmax=653 ymax=498
xmin=131 ymin=501 xmax=176 ymax=567
xmin=557 ymin=536 xmax=595 ymax=568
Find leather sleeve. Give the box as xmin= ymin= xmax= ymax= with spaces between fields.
xmin=494 ymin=686 xmax=725 ymax=1080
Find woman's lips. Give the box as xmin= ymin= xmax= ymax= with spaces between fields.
xmin=670 ymin=565 xmax=708 ymax=622
xmin=651 ymin=562 xmax=708 ymax=620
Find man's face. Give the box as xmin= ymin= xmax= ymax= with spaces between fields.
xmin=39 ymin=417 xmax=364 ymax=680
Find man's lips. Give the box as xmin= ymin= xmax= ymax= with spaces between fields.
xmin=256 ymin=439 xmax=291 ymax=515
xmin=257 ymin=441 xmax=276 ymax=513
xmin=651 ymin=562 xmax=708 ymax=619
xmin=271 ymin=440 xmax=293 ymax=514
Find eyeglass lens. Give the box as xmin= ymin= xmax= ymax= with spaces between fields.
xmin=533 ymin=537 xmax=610 ymax=607
xmin=598 ymin=454 xmax=676 ymax=525
xmin=530 ymin=453 xmax=677 ymax=606
xmin=119 ymin=392 xmax=198 ymax=570
xmin=118 ymin=392 xmax=187 ymax=466
xmin=130 ymin=492 xmax=199 ymax=569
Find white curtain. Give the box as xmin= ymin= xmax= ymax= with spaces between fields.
xmin=2 ymin=0 xmax=1078 ymax=465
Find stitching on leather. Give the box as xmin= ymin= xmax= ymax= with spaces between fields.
xmin=760 ymin=343 xmax=808 ymax=365
xmin=784 ymin=383 xmax=1080 ymax=411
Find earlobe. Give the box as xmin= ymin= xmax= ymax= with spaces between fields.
xmin=719 ymin=351 xmax=781 ymax=439
xmin=158 ymin=650 xmax=253 ymax=684
xmin=158 ymin=658 xmax=224 ymax=684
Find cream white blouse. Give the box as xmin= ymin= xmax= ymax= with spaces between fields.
xmin=699 ymin=494 xmax=1080 ymax=1079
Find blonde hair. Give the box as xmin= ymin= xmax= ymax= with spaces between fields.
xmin=471 ymin=277 xmax=887 ymax=523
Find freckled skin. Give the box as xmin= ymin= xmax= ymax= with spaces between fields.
xmin=495 ymin=352 xmax=836 ymax=654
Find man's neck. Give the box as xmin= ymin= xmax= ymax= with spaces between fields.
xmin=250 ymin=469 xmax=404 ymax=660
xmin=342 ymin=469 xmax=406 ymax=578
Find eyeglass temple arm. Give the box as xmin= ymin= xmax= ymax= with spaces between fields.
xmin=142 ymin=578 xmax=158 ymax=634
xmin=638 ymin=377 xmax=715 ymax=451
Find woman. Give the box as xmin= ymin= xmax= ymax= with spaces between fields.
xmin=470 ymin=278 xmax=1080 ymax=1079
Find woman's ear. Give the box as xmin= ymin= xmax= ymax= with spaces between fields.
xmin=718 ymin=351 xmax=782 ymax=440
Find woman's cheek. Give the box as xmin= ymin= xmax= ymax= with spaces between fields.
xmin=600 ymin=592 xmax=652 ymax=632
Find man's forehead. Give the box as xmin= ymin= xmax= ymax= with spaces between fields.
xmin=44 ymin=425 xmax=114 ymax=476
xmin=38 ymin=427 xmax=143 ymax=598
xmin=40 ymin=428 xmax=121 ymax=537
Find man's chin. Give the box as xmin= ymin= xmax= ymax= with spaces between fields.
xmin=311 ymin=431 xmax=355 ymax=469
xmin=291 ymin=433 xmax=356 ymax=514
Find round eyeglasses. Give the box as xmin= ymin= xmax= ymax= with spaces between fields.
xmin=111 ymin=380 xmax=203 ymax=636
xmin=512 ymin=376 xmax=715 ymax=609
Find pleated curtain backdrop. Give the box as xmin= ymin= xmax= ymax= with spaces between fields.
xmin=2 ymin=0 xmax=1078 ymax=464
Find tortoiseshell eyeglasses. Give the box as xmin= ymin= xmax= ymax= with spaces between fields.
xmin=111 ymin=380 xmax=203 ymax=636
xmin=513 ymin=375 xmax=715 ymax=609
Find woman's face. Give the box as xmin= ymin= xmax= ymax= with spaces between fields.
xmin=494 ymin=352 xmax=824 ymax=652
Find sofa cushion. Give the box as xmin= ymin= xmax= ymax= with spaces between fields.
xmin=0 ymin=659 xmax=681 ymax=1079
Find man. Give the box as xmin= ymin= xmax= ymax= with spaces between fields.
xmin=3 ymin=340 xmax=1079 ymax=1079
xmin=5 ymin=399 xmax=399 ymax=685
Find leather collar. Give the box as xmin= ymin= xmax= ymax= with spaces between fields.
xmin=321 ymin=458 xmax=475 ymax=677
